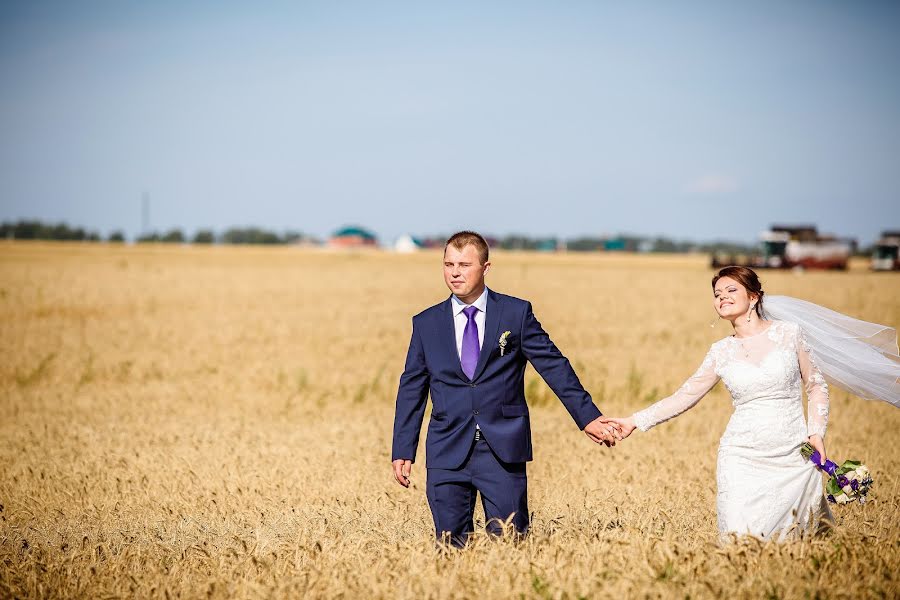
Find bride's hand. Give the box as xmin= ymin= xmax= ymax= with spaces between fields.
xmin=807 ymin=434 xmax=826 ymax=465
xmin=608 ymin=416 xmax=637 ymax=439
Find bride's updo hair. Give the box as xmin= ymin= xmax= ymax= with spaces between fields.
xmin=712 ymin=266 xmax=765 ymax=319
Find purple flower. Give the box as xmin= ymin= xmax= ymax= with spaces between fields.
xmin=851 ymin=479 xmax=860 ymax=491
xmin=838 ymin=475 xmax=849 ymax=488
xmin=827 ymin=494 xmax=836 ymax=503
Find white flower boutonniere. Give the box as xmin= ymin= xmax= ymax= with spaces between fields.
xmin=499 ymin=331 xmax=512 ymax=356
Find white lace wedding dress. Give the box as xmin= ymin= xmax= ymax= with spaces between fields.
xmin=633 ymin=320 xmax=833 ymax=541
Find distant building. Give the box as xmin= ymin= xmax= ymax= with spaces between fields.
xmin=637 ymin=239 xmax=654 ymax=253
xmin=535 ymin=238 xmax=559 ymax=252
xmin=394 ymin=234 xmax=423 ymax=253
xmin=330 ymin=226 xmax=377 ymax=248
xmin=603 ymin=238 xmax=626 ymax=251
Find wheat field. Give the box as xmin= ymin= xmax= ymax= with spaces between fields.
xmin=1 ymin=242 xmax=898 ymax=599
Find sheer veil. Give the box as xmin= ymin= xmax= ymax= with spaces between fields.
xmin=764 ymin=295 xmax=900 ymax=407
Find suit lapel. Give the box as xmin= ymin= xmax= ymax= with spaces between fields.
xmin=443 ymin=297 xmax=468 ymax=381
xmin=472 ymin=290 xmax=503 ymax=381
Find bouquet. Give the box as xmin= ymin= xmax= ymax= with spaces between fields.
xmin=801 ymin=442 xmax=873 ymax=505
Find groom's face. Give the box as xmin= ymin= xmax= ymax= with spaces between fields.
xmin=443 ymin=244 xmax=490 ymax=302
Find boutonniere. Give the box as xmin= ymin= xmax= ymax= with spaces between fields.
xmin=499 ymin=331 xmax=512 ymax=356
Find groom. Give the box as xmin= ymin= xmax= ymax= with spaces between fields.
xmin=391 ymin=231 xmax=620 ymax=547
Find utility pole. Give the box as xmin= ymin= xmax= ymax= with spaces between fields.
xmin=141 ymin=192 xmax=150 ymax=237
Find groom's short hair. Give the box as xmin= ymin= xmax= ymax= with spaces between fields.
xmin=445 ymin=231 xmax=489 ymax=264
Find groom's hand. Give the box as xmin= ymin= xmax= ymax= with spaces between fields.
xmin=584 ymin=416 xmax=622 ymax=447
xmin=392 ymin=459 xmax=412 ymax=487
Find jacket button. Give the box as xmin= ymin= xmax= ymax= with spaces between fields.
xmin=470 ymin=383 xmax=476 ymax=388
xmin=473 ymin=410 xmax=479 ymax=415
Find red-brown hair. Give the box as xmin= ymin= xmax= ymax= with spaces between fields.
xmin=712 ymin=266 xmax=765 ymax=318
xmin=445 ymin=231 xmax=489 ymax=264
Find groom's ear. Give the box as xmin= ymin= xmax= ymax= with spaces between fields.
xmin=482 ymin=261 xmax=491 ymax=276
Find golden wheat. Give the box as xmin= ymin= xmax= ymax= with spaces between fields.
xmin=1 ymin=242 xmax=898 ymax=599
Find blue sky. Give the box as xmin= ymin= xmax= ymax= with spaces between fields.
xmin=1 ymin=1 xmax=898 ymax=243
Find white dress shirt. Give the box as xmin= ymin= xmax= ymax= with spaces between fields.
xmin=451 ymin=286 xmax=488 ymax=358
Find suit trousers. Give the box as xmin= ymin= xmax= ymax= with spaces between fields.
xmin=425 ymin=433 xmax=529 ymax=547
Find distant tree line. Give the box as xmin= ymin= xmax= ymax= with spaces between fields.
xmin=1 ymin=220 xmax=103 ymax=241
xmin=1 ymin=219 xmax=871 ymax=255
xmin=2 ymin=221 xmax=314 ymax=245
xmin=135 ymin=227 xmax=307 ymax=244
xmin=422 ymin=233 xmax=760 ymax=254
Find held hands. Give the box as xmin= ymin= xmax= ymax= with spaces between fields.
xmin=584 ymin=416 xmax=624 ymax=447
xmin=392 ymin=459 xmax=412 ymax=488
xmin=605 ymin=416 xmax=637 ymax=440
xmin=394 ymin=415 xmax=640 ymax=478
xmin=806 ymin=434 xmax=827 ymax=465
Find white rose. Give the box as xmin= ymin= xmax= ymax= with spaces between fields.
xmin=847 ymin=471 xmax=859 ymax=481
xmin=857 ymin=466 xmax=870 ymax=478
xmin=842 ymin=484 xmax=854 ymax=495
xmin=835 ymin=493 xmax=850 ymax=504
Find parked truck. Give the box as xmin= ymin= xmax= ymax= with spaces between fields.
xmin=712 ymin=225 xmax=853 ymax=270
xmin=872 ymin=231 xmax=900 ymax=271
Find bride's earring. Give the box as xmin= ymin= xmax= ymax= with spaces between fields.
xmin=710 ymin=315 xmax=718 ymax=328
xmin=747 ymin=304 xmax=755 ymax=323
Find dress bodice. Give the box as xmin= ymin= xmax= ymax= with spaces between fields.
xmin=716 ymin=321 xmax=809 ymax=406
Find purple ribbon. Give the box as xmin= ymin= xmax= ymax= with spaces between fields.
xmin=808 ymin=450 xmax=839 ymax=477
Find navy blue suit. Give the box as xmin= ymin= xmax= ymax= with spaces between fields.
xmin=391 ymin=289 xmax=601 ymax=544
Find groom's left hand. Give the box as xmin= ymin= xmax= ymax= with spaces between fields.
xmin=584 ymin=416 xmax=622 ymax=447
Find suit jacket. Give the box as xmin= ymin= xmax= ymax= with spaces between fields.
xmin=391 ymin=289 xmax=601 ymax=469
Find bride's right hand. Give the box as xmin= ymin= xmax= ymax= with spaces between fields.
xmin=607 ymin=416 xmax=637 ymax=439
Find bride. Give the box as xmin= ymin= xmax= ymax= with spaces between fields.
xmin=608 ymin=265 xmax=899 ymax=541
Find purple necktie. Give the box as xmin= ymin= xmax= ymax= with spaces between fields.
xmin=461 ymin=305 xmax=480 ymax=380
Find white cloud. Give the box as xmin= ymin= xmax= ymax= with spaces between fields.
xmin=684 ymin=174 xmax=739 ymax=195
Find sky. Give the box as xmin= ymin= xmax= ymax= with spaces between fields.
xmin=1 ymin=1 xmax=899 ymax=244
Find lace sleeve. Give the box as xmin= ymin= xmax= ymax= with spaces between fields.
xmin=632 ymin=346 xmax=720 ymax=431
xmin=797 ymin=325 xmax=830 ymax=438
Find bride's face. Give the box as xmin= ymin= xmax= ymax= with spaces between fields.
xmin=713 ymin=276 xmax=756 ymax=319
